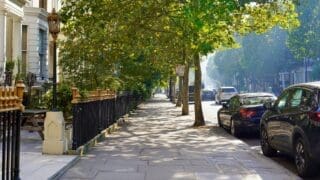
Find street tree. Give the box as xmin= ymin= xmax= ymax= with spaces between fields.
xmin=287 ymin=0 xmax=320 ymax=60
xmin=60 ymin=0 xmax=299 ymax=127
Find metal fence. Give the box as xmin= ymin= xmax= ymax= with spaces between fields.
xmin=0 ymin=81 xmax=25 ymax=180
xmin=71 ymin=89 xmax=142 ymax=150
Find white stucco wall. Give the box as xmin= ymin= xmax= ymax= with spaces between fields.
xmin=0 ymin=0 xmax=24 ymax=82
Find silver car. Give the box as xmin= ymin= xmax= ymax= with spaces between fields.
xmin=215 ymin=86 xmax=238 ymax=104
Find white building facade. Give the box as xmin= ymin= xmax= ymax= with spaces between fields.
xmin=23 ymin=0 xmax=60 ymax=82
xmin=0 ymin=0 xmax=25 ymax=82
xmin=0 ymin=0 xmax=61 ymax=84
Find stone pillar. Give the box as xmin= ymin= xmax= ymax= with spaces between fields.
xmin=42 ymin=111 xmax=67 ymax=154
xmin=0 ymin=11 xmax=7 ymax=78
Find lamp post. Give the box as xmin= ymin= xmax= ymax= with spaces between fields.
xmin=48 ymin=8 xmax=60 ymax=111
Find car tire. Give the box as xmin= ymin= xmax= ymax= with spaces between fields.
xmin=260 ymin=126 xmax=277 ymax=157
xmin=230 ymin=119 xmax=240 ymax=137
xmin=294 ymin=138 xmax=317 ymax=178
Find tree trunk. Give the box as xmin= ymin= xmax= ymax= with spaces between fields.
xmin=176 ymin=76 xmax=183 ymax=107
xmin=182 ymin=62 xmax=189 ymax=115
xmin=171 ymin=76 xmax=176 ymax=103
xmin=168 ymin=78 xmax=172 ymax=100
xmin=193 ymin=53 xmax=205 ymax=127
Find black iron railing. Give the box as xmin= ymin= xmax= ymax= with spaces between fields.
xmin=1 ymin=111 xmax=21 ymax=180
xmin=0 ymin=81 xmax=25 ymax=180
xmin=72 ymin=93 xmax=142 ymax=150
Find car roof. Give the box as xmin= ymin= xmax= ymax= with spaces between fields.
xmin=288 ymin=81 xmax=320 ymax=90
xmin=237 ymin=92 xmax=276 ymax=98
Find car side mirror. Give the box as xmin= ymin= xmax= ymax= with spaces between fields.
xmin=264 ymin=101 xmax=274 ymax=110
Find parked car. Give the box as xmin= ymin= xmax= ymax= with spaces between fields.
xmin=202 ymin=89 xmax=214 ymax=101
xmin=189 ymin=85 xmax=195 ymax=102
xmin=260 ymin=82 xmax=320 ymax=177
xmin=215 ymin=86 xmax=238 ymax=104
xmin=217 ymin=93 xmax=276 ymax=137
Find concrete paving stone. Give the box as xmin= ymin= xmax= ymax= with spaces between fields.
xmin=101 ymin=164 xmax=139 ymax=172
xmin=189 ymin=159 xmax=211 ymax=166
xmin=106 ymin=159 xmax=148 ymax=166
xmin=73 ymin=158 xmax=106 ymax=171
xmin=149 ymin=159 xmax=190 ymax=166
xmin=94 ymin=172 xmax=145 ymax=180
xmin=145 ymin=171 xmax=196 ymax=180
xmin=216 ymin=161 xmax=251 ymax=174
xmin=242 ymin=173 xmax=302 ymax=180
xmin=62 ymin=166 xmax=98 ymax=179
xmin=138 ymin=165 xmax=185 ymax=173
xmin=184 ymin=165 xmax=221 ymax=173
xmin=249 ymin=167 xmax=292 ymax=174
xmin=196 ymin=173 xmax=244 ymax=180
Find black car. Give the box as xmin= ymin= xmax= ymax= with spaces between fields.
xmin=260 ymin=82 xmax=320 ymax=177
xmin=202 ymin=90 xmax=214 ymax=101
xmin=217 ymin=93 xmax=276 ymax=137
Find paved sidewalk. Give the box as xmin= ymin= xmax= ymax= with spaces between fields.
xmin=60 ymin=94 xmax=300 ymax=180
xmin=1 ymin=130 xmax=78 ymax=180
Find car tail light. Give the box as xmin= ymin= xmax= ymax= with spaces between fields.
xmin=240 ymin=108 xmax=256 ymax=119
xmin=308 ymin=112 xmax=320 ymax=122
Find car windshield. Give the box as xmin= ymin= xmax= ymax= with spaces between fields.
xmin=222 ymin=88 xmax=236 ymax=93
xmin=241 ymin=96 xmax=276 ymax=105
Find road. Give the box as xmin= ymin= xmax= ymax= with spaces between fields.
xmin=194 ymin=100 xmax=319 ymax=180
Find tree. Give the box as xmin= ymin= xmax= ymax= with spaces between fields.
xmin=177 ymin=0 xmax=299 ymax=126
xmin=60 ymin=0 xmax=299 ymax=127
xmin=287 ymin=0 xmax=320 ymax=60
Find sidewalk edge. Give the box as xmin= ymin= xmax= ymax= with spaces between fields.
xmin=48 ymin=156 xmax=80 ymax=180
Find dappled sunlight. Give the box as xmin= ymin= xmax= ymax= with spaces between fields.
xmin=61 ymin=95 xmax=298 ymax=179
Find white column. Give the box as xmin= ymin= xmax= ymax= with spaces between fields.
xmin=12 ymin=18 xmax=22 ymax=74
xmin=0 ymin=11 xmax=7 ymax=77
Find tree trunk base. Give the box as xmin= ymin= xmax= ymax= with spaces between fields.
xmin=193 ymin=120 xmax=205 ymax=127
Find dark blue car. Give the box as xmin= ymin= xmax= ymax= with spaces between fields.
xmin=217 ymin=93 xmax=276 ymax=137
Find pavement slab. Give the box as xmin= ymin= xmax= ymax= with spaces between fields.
xmin=60 ymin=94 xmax=300 ymax=180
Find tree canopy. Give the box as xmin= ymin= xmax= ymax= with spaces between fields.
xmin=59 ymin=0 xmax=299 ymax=125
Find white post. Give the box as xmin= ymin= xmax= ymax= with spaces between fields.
xmin=42 ymin=112 xmax=67 ymax=154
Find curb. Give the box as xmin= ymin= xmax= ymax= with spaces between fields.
xmin=48 ymin=155 xmax=80 ymax=180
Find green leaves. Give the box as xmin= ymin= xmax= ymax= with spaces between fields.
xmin=59 ymin=0 xmax=299 ymax=95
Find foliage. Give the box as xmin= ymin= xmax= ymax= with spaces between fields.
xmin=207 ymin=27 xmax=296 ymax=92
xmin=59 ymin=0 xmax=300 ymax=126
xmin=42 ymin=82 xmax=73 ymax=120
xmin=15 ymin=57 xmax=26 ymax=82
xmin=287 ymin=0 xmax=320 ymax=60
xmin=5 ymin=60 xmax=14 ymax=72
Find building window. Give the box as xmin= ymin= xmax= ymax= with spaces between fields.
xmin=39 ymin=0 xmax=47 ymax=10
xmin=21 ymin=25 xmax=27 ymax=75
xmin=39 ymin=29 xmax=46 ymax=80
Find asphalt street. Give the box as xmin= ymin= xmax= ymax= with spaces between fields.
xmin=195 ymin=100 xmax=320 ymax=180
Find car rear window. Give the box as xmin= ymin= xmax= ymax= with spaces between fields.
xmin=222 ymin=88 xmax=236 ymax=93
xmin=241 ymin=96 xmax=276 ymax=105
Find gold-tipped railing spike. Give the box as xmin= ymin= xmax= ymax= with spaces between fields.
xmin=0 ymin=81 xmax=25 ymax=112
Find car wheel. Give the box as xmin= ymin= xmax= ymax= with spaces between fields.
xmin=294 ymin=138 xmax=317 ymax=177
xmin=230 ymin=119 xmax=240 ymax=137
xmin=260 ymin=126 xmax=277 ymax=157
